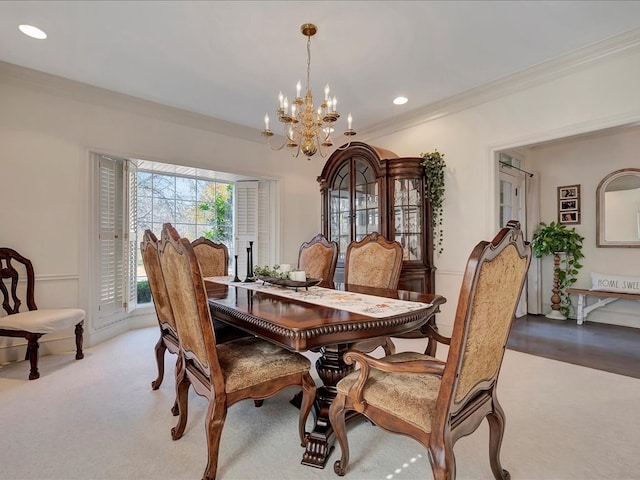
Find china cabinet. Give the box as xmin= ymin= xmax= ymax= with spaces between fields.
xmin=318 ymin=142 xmax=435 ymax=293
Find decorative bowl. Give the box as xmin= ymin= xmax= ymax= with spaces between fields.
xmin=257 ymin=276 xmax=322 ymax=290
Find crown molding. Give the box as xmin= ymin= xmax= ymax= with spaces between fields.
xmin=362 ymin=28 xmax=640 ymax=139
xmin=0 ymin=60 xmax=263 ymax=144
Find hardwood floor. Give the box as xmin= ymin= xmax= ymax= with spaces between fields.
xmin=507 ymin=314 xmax=640 ymax=379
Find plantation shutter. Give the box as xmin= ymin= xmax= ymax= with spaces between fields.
xmin=234 ymin=181 xmax=259 ymax=279
xmin=257 ymin=180 xmax=274 ymax=268
xmin=124 ymin=161 xmax=138 ymax=312
xmin=97 ymin=155 xmax=125 ymax=320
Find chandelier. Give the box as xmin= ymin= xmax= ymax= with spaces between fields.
xmin=261 ymin=23 xmax=356 ymax=160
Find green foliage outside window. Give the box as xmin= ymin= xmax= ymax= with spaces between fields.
xmin=137 ymin=280 xmax=151 ymax=304
xmin=197 ymin=183 xmax=233 ymax=243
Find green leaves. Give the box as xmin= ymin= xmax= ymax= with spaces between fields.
xmin=253 ymin=265 xmax=290 ymax=279
xmin=531 ymin=221 xmax=585 ymax=316
xmin=421 ymin=150 xmax=446 ymax=255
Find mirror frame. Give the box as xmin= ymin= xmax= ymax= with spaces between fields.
xmin=596 ymin=167 xmax=640 ymax=248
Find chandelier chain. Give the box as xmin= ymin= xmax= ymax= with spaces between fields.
xmin=306 ymin=34 xmax=312 ymax=93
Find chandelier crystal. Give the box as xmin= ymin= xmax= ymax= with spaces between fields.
xmin=262 ymin=23 xmax=356 ymax=160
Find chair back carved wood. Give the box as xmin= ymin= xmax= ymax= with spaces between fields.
xmin=157 ymin=223 xmax=317 ymax=480
xmin=298 ymin=233 xmax=339 ymax=288
xmin=0 ymin=247 xmax=85 ymax=380
xmin=192 ymin=237 xmax=229 ymax=277
xmin=344 ymin=232 xmax=403 ymax=355
xmin=344 ymin=232 xmax=403 ymax=289
xmin=329 ymin=221 xmax=532 ymax=480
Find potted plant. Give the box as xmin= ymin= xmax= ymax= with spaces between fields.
xmin=531 ymin=221 xmax=585 ymax=319
xmin=421 ymin=150 xmax=446 ymax=255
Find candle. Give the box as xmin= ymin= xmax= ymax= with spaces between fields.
xmin=290 ymin=270 xmax=306 ymax=282
xmin=347 ymin=113 xmax=352 ymax=129
xmin=278 ymin=91 xmax=284 ymax=109
xmin=296 ymin=81 xmax=301 ymax=98
xmin=264 ymin=113 xmax=269 ymax=130
xmin=324 ymin=84 xmax=330 ymax=101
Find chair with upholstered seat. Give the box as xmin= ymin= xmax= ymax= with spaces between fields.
xmin=298 ymin=233 xmax=338 ymax=288
xmin=157 ymin=223 xmax=317 ymax=480
xmin=0 ymin=247 xmax=85 ymax=380
xmin=344 ymin=232 xmax=403 ymax=355
xmin=329 ymin=221 xmax=532 ymax=480
xmin=141 ymin=230 xmax=181 ymax=391
xmin=141 ymin=228 xmax=251 ymax=392
xmin=191 ymin=236 xmax=252 ymax=345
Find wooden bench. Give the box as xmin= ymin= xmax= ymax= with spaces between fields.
xmin=567 ymin=288 xmax=640 ymax=325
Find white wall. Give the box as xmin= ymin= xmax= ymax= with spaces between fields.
xmin=366 ymin=44 xmax=640 ymax=330
xmin=0 ymin=63 xmax=323 ymax=354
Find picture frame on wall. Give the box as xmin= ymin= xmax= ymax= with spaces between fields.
xmin=558 ymin=184 xmax=581 ymax=224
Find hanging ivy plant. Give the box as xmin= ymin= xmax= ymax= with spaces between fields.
xmin=421 ymin=150 xmax=446 ymax=255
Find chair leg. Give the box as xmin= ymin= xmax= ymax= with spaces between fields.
xmin=25 ymin=333 xmax=41 ymax=380
xmin=298 ymin=373 xmax=317 ymax=447
xmin=151 ymin=334 xmax=166 ymax=390
xmin=171 ymin=355 xmax=190 ymax=440
xmin=487 ymin=397 xmax=510 ymax=480
xmin=328 ymin=394 xmax=349 ymax=476
xmin=427 ymin=437 xmax=456 ymax=480
xmin=202 ymin=398 xmax=228 ymax=480
xmin=171 ymin=354 xmax=181 ymax=416
xmin=74 ymin=321 xmax=85 ymax=360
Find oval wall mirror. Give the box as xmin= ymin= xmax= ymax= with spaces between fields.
xmin=596 ymin=168 xmax=640 ymax=247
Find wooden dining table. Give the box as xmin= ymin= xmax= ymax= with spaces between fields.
xmin=205 ymin=277 xmax=446 ymax=469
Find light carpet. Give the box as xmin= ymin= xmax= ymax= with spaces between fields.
xmin=1 ymin=326 xmax=639 ymax=480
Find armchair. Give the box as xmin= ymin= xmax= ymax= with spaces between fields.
xmin=329 ymin=221 xmax=532 ymax=480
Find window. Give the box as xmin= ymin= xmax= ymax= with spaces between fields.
xmin=136 ymin=170 xmax=234 ymax=300
xmin=94 ymin=154 xmax=276 ymax=322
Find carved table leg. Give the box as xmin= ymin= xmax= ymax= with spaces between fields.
xmin=301 ymin=343 xmax=355 ymax=468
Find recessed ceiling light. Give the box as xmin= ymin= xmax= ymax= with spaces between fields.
xmin=19 ymin=24 xmax=47 ymax=40
xmin=393 ymin=96 xmax=408 ymax=105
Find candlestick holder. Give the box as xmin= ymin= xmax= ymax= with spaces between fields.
xmin=249 ymin=241 xmax=254 ymax=278
xmin=233 ymin=254 xmax=241 ymax=282
xmin=243 ymin=243 xmax=255 ymax=283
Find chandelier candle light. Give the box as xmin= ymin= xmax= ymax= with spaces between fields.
xmin=262 ymin=23 xmax=356 ymax=160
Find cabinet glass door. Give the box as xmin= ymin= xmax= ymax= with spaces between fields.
xmin=353 ymin=159 xmax=378 ymax=241
xmin=393 ymin=178 xmax=423 ymax=261
xmin=329 ymin=163 xmax=352 ymax=261
xmin=329 ymin=159 xmax=379 ymax=262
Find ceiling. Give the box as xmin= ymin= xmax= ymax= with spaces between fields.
xmin=1 ymin=1 xmax=640 ymax=137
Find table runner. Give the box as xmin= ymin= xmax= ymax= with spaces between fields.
xmin=204 ymin=276 xmax=432 ymax=319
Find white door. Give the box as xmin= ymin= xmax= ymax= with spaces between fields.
xmin=499 ymin=154 xmax=528 ymax=317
